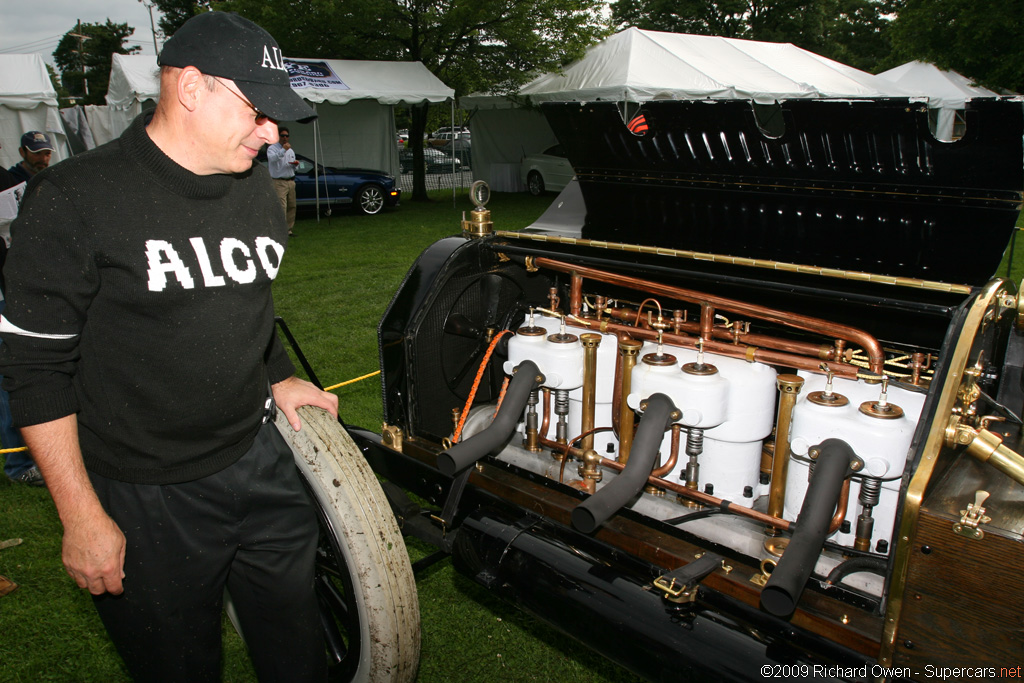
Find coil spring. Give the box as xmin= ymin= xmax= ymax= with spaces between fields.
xmin=685 ymin=427 xmax=704 ymax=457
xmin=859 ymin=476 xmax=882 ymax=508
xmin=554 ymin=389 xmax=570 ymax=415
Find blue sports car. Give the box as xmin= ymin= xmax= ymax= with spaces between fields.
xmin=265 ymin=153 xmax=401 ymax=216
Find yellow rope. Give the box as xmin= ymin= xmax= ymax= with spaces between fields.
xmin=0 ymin=446 xmax=27 ymax=454
xmin=322 ymin=370 xmax=381 ymax=392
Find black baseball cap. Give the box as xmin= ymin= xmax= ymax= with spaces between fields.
xmin=158 ymin=12 xmax=315 ymax=123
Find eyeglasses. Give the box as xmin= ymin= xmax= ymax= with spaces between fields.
xmin=212 ymin=76 xmax=272 ymax=125
xmin=279 ymin=133 xmax=289 ymax=138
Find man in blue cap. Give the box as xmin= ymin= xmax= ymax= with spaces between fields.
xmin=0 ymin=12 xmax=333 ymax=681
xmin=7 ymin=131 xmax=54 ymax=184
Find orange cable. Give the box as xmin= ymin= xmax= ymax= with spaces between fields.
xmin=452 ymin=329 xmax=513 ymax=444
xmin=492 ymin=376 xmax=511 ymax=419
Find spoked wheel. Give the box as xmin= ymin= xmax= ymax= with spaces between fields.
xmin=356 ymin=184 xmax=385 ymax=215
xmin=275 ymin=406 xmax=420 ymax=682
xmin=526 ymin=170 xmax=545 ymax=196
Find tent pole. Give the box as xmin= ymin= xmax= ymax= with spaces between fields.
xmin=313 ymin=108 xmax=321 ymax=223
xmin=451 ymin=97 xmax=456 ymax=207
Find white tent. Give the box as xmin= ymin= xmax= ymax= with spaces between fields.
xmin=461 ymin=28 xmax=915 ymax=190
xmin=0 ymin=54 xmax=72 ymax=170
xmin=876 ymin=61 xmax=999 ymax=141
xmin=85 ymin=53 xmax=160 ymax=146
xmin=283 ymin=58 xmax=454 ymax=178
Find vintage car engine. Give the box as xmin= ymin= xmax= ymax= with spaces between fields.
xmin=445 ymin=257 xmax=937 ymax=609
xmin=351 ymin=97 xmax=1024 ymax=681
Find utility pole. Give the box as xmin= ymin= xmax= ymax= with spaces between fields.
xmin=138 ymin=0 xmax=161 ymax=55
xmin=69 ymin=19 xmax=92 ymax=97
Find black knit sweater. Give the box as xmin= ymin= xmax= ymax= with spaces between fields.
xmin=0 ymin=113 xmax=295 ymax=484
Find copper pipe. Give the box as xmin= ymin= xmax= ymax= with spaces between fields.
xmin=611 ymin=338 xmax=623 ymax=437
xmin=579 ymin=333 xmax=602 ymax=453
xmin=540 ymin=387 xmax=551 ymax=441
xmin=616 ymin=337 xmax=643 ymax=464
xmin=569 ymin=273 xmax=583 ymax=317
xmin=767 ymin=375 xmax=805 ymax=526
xmin=760 ymin=441 xmax=775 ymax=482
xmin=700 ymin=302 xmax=714 ymax=340
xmin=605 ymin=306 xmax=836 ymax=361
xmin=566 ymin=316 xmax=859 ymax=379
xmin=651 ymin=424 xmax=681 ymax=477
xmin=828 ymin=477 xmax=850 ymax=535
xmin=539 ymin=434 xmax=791 ymax=531
xmin=535 ymin=257 xmax=885 ymax=374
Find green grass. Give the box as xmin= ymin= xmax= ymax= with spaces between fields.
xmin=0 ymin=189 xmax=640 ymax=683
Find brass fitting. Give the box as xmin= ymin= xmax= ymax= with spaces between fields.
xmin=580 ymin=333 xmax=602 ymax=453
xmin=766 ymin=374 xmax=805 ymax=532
xmin=617 ymin=338 xmax=643 ymax=464
xmin=946 ymin=415 xmax=1024 ymax=486
xmin=579 ymin=448 xmax=603 ymax=494
xmin=461 ymin=208 xmax=493 ymax=237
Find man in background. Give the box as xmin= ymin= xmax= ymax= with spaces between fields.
xmin=7 ymin=131 xmax=53 ymax=184
xmin=267 ymin=124 xmax=299 ymax=235
xmin=0 ymin=12 xmax=335 ymax=681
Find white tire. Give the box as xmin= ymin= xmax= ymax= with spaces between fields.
xmin=275 ymin=406 xmax=421 ymax=682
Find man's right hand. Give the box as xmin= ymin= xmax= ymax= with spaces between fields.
xmin=20 ymin=415 xmax=128 ymax=596
xmin=62 ymin=506 xmax=126 ymax=595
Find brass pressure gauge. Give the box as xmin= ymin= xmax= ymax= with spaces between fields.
xmin=462 ymin=181 xmax=493 ymax=238
xmin=471 ymin=179 xmax=490 ymax=208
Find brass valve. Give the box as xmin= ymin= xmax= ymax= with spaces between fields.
xmin=945 ymin=415 xmax=1024 ymax=486
xmin=578 ymin=448 xmax=603 ymax=493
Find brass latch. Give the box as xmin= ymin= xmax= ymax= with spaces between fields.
xmin=653 ymin=575 xmax=699 ymax=603
xmin=953 ymin=490 xmax=992 ymax=540
xmin=653 ymin=552 xmax=723 ymax=604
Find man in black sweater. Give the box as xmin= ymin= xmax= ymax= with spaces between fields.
xmin=0 ymin=13 xmax=337 ymax=681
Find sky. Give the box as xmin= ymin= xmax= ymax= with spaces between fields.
xmin=0 ymin=0 xmax=165 ymax=65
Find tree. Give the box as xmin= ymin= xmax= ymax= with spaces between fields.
xmin=219 ymin=0 xmax=610 ymax=200
xmin=887 ymin=0 xmax=1024 ymax=91
xmin=611 ymin=0 xmax=894 ymax=72
xmin=152 ymin=0 xmax=215 ymax=37
xmin=53 ymin=20 xmax=140 ymax=105
xmin=45 ymin=64 xmax=74 ymax=106
xmin=820 ymin=0 xmax=895 ymax=72
xmin=613 ymin=0 xmax=827 ymax=46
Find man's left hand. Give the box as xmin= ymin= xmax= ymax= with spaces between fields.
xmin=272 ymin=376 xmax=339 ymax=431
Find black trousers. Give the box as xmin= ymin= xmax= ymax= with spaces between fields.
xmin=90 ymin=423 xmax=325 ymax=682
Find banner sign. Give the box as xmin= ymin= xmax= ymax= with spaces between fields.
xmin=285 ymin=59 xmax=351 ymax=91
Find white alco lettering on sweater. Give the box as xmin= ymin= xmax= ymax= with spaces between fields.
xmin=145 ymin=236 xmax=285 ymax=291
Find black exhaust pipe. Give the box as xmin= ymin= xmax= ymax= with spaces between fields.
xmin=437 ymin=361 xmax=543 ymax=476
xmin=760 ymin=438 xmax=860 ymax=618
xmin=571 ymin=392 xmax=677 ymax=533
